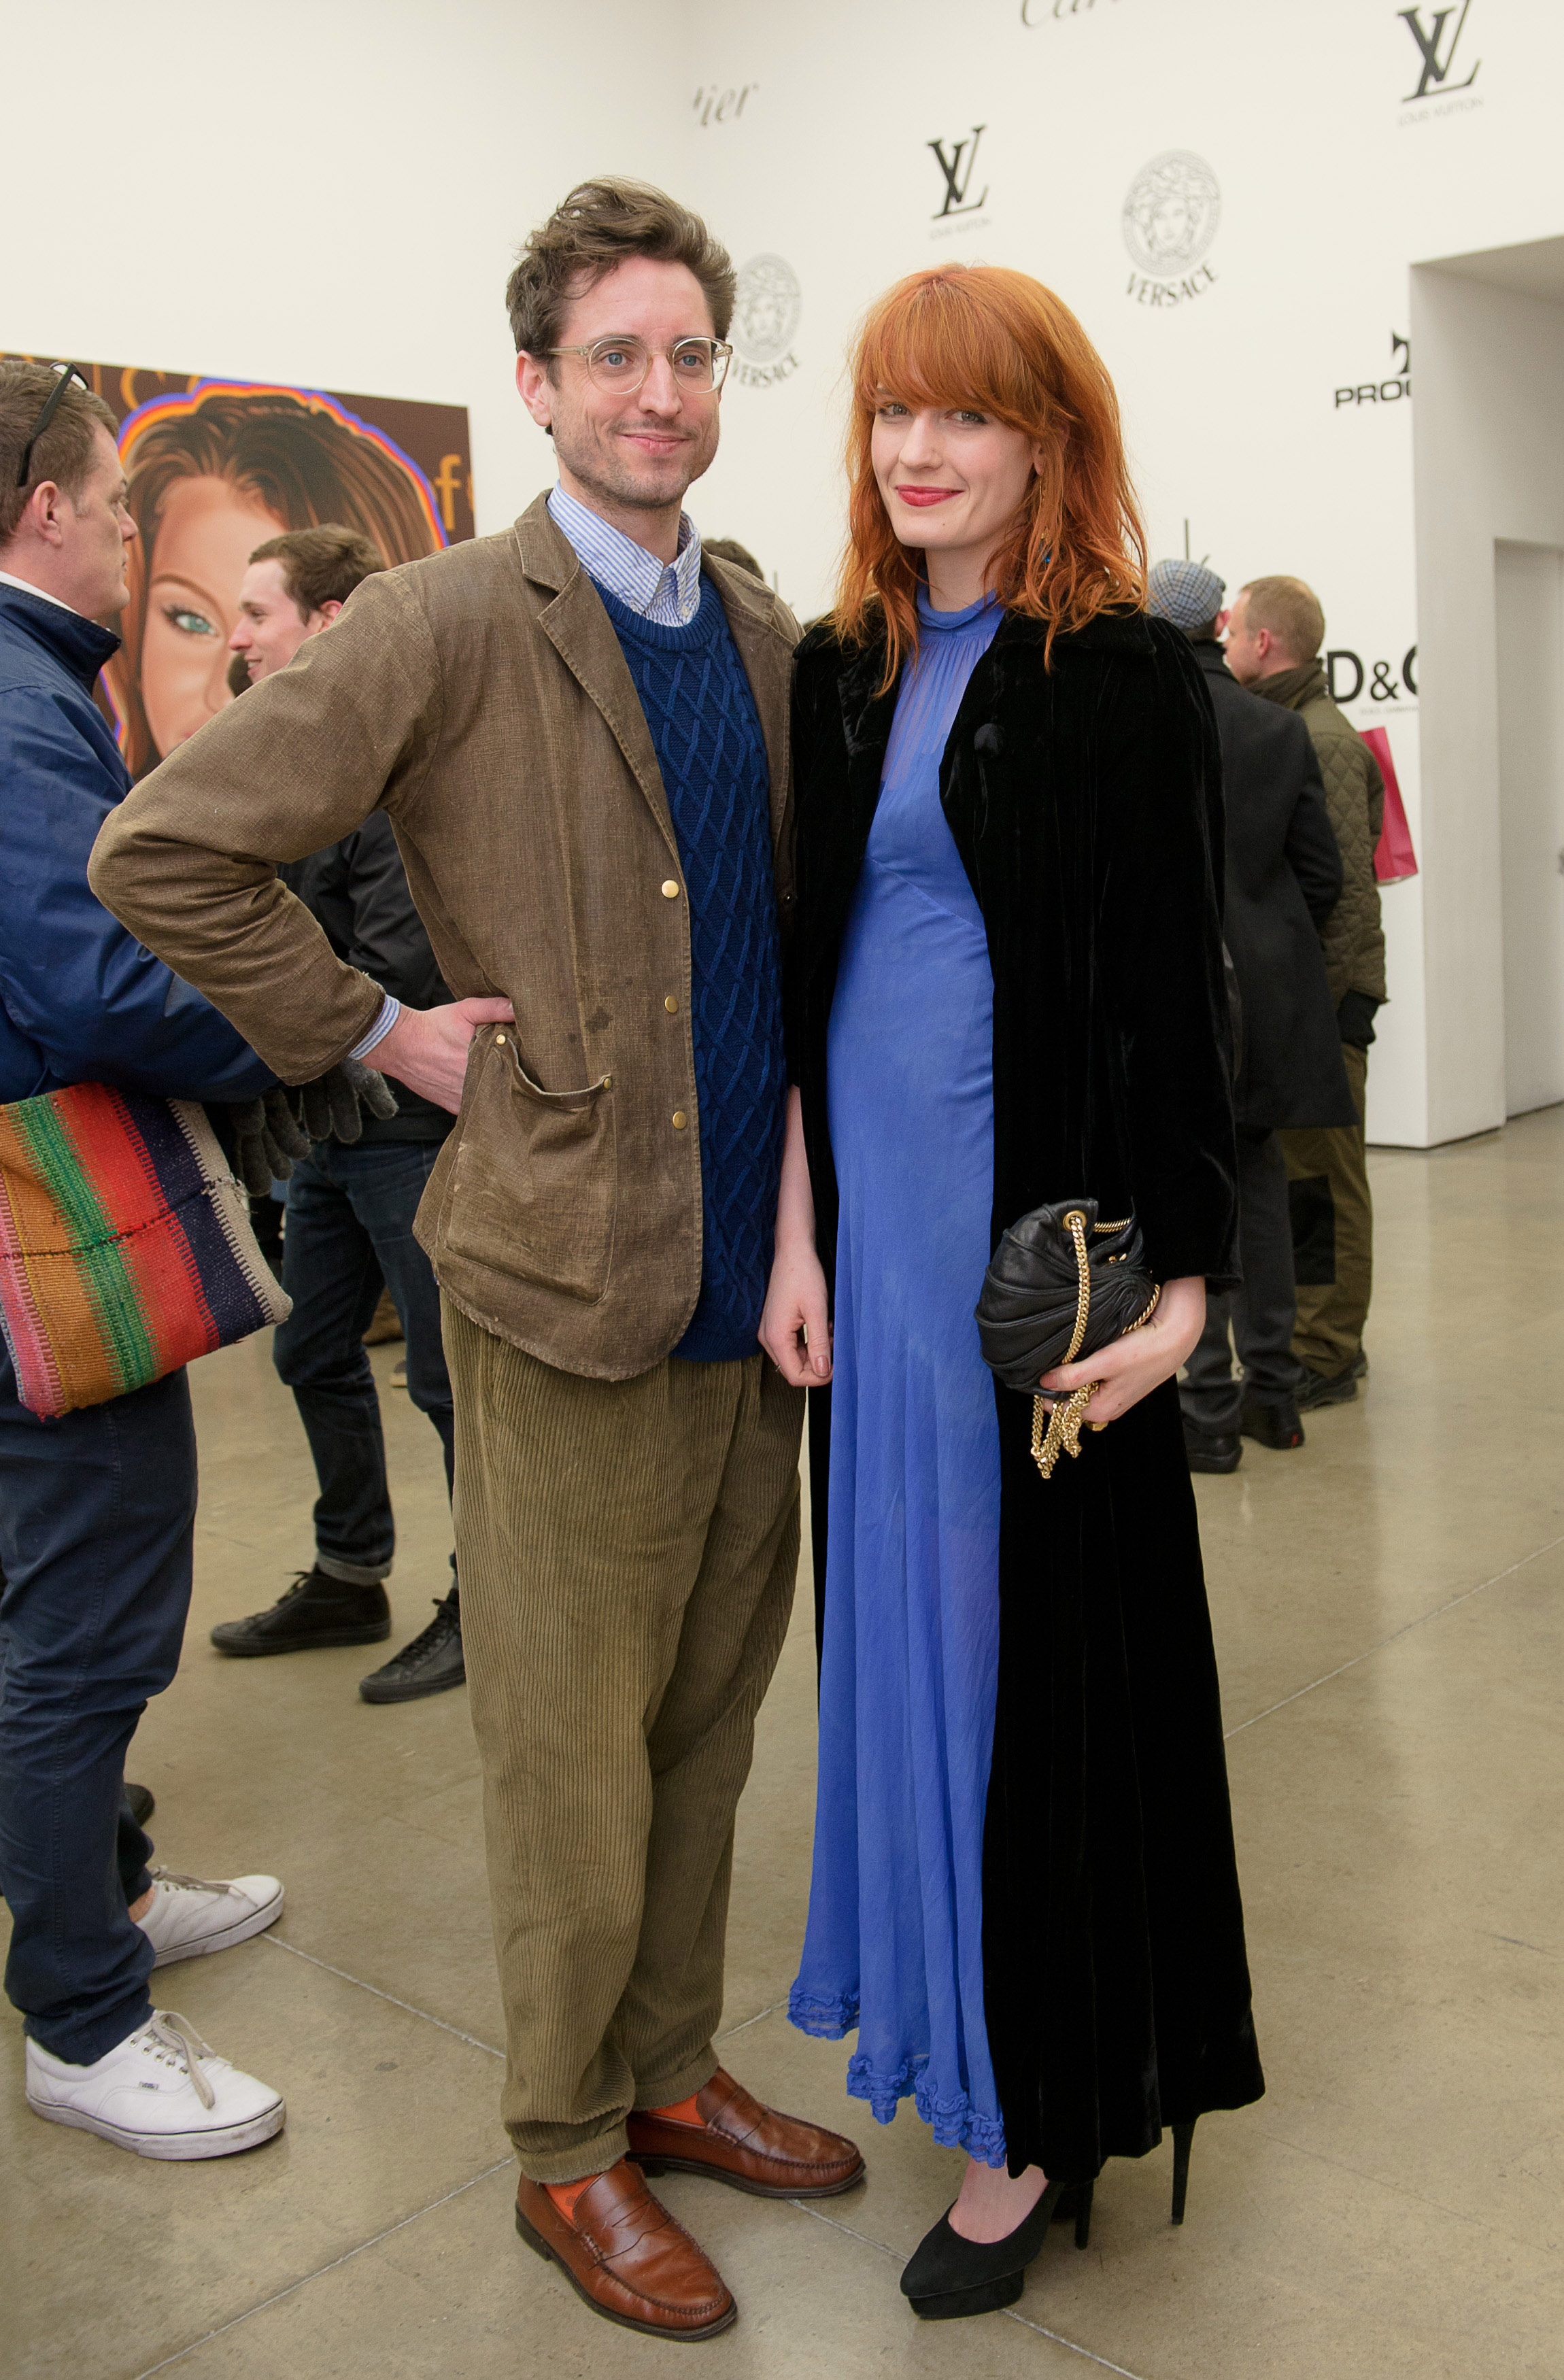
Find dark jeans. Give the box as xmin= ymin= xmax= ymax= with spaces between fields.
xmin=0 ymin=1355 xmax=194 ymax=2063
xmin=273 ymin=1140 xmax=455 ymax=1586
xmin=1182 ymin=1127 xmax=1299 ymax=1433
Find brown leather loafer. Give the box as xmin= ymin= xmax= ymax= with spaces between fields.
xmin=514 ymin=2161 xmax=736 ymax=2340
xmin=626 ymin=2067 xmax=865 ymax=2200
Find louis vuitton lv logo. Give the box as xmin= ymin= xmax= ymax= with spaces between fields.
xmin=928 ymin=126 xmax=989 ymax=219
xmin=1399 ymin=3 xmax=1480 ymax=101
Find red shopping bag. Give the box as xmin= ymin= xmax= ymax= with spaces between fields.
xmin=1360 ymin=726 xmax=1418 ymax=883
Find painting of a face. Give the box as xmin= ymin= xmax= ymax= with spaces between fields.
xmin=139 ymin=475 xmax=282 ymax=758
xmin=16 ymin=357 xmax=477 ymax=778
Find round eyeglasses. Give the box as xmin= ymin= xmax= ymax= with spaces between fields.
xmin=547 ymin=337 xmax=732 ymax=396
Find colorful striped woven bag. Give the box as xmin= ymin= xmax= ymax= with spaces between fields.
xmin=0 ymin=1084 xmax=290 ymax=1418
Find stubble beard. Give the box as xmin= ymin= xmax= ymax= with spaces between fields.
xmin=553 ymin=410 xmax=713 ymax=518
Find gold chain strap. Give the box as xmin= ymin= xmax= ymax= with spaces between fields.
xmin=1061 ymin=1210 xmax=1093 ymax=1364
xmin=1030 ymin=1209 xmax=1160 ymax=1482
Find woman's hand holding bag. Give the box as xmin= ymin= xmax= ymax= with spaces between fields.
xmin=1038 ymin=1274 xmax=1205 ymax=1426
xmin=975 ymin=1197 xmax=1204 ymax=1475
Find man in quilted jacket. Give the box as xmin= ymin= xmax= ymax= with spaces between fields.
xmin=1225 ymin=576 xmax=1387 ymax=1406
xmin=0 ymin=362 xmax=288 ymax=2162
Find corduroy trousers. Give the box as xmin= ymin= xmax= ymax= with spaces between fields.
xmin=443 ymin=1299 xmax=803 ymax=2183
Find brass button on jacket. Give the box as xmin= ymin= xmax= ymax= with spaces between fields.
xmin=661 ymin=879 xmax=680 ymax=900
xmin=672 ymin=1111 xmax=688 ymax=1130
xmin=664 ymin=995 xmax=679 ymax=1014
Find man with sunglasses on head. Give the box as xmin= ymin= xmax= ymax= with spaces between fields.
xmin=0 ymin=360 xmax=287 ymax=2161
xmin=93 ymin=180 xmax=860 ymax=2340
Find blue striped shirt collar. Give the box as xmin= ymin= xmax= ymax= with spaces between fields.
xmin=547 ymin=483 xmax=703 ymax=628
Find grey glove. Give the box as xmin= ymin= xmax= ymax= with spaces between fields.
xmin=225 ymin=1086 xmax=311 ymax=1195
xmin=296 ymin=1057 xmax=400 ymax=1147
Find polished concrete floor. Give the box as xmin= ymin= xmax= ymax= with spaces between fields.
xmin=7 ymin=1106 xmax=1564 ymax=2379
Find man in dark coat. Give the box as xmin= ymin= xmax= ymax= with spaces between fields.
xmin=1226 ymin=575 xmax=1387 ymax=1408
xmin=1146 ymin=561 xmax=1355 ymax=1473
xmin=0 ymin=361 xmax=286 ymax=2158
xmin=212 ymin=526 xmax=464 ymax=1705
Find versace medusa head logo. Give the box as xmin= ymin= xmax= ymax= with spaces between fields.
xmin=1121 ymin=152 xmax=1222 ymax=278
xmin=732 ymin=256 xmax=803 ymax=367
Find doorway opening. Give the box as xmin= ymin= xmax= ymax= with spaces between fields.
xmin=1495 ymin=541 xmax=1564 ymax=1116
xmin=1410 ymin=233 xmax=1564 ymax=1138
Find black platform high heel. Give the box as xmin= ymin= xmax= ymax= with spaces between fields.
xmin=1052 ymin=2179 xmax=1095 ymax=2249
xmin=1170 ymin=2120 xmax=1197 ymax=2226
xmin=900 ymin=2172 xmax=1093 ymax=2321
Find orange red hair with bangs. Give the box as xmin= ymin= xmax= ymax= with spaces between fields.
xmin=834 ymin=264 xmax=1147 ymax=683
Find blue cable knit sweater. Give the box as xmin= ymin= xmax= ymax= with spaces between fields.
xmin=594 ymin=575 xmax=785 ymax=1363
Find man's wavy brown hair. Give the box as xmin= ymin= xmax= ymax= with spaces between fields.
xmin=506 ymin=179 xmax=735 ymax=359
xmin=834 ymin=265 xmax=1146 ymax=685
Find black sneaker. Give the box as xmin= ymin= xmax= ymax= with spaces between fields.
xmin=359 ymin=1591 xmax=464 ymax=1704
xmin=1240 ymin=1392 xmax=1306 ymax=1450
xmin=210 ymin=1568 xmax=391 ymax=1656
xmin=124 ymin=1782 xmax=156 ymax=1828
xmin=1295 ymin=1363 xmax=1358 ymax=1411
xmin=1183 ymin=1418 xmax=1243 ymax=1474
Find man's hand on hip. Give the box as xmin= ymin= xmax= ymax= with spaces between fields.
xmin=373 ymin=998 xmax=514 ymax=1113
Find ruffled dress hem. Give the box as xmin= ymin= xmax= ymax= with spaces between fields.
xmin=786 ymin=1984 xmax=1008 ymax=2165
xmin=787 ymin=1982 xmax=858 ymax=2039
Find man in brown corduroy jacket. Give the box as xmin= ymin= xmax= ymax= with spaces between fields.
xmin=92 ymin=179 xmax=862 ymax=2345
xmin=1225 ymin=575 xmax=1387 ymax=1406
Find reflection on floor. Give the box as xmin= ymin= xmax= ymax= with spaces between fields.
xmin=6 ymin=1106 xmax=1564 ymax=2379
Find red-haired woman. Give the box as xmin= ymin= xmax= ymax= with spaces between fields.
xmin=760 ymin=266 xmax=1263 ymax=2322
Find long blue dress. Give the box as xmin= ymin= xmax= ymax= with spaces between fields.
xmin=789 ymin=590 xmax=1009 ymax=2166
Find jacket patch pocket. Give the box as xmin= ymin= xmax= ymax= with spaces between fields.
xmin=442 ymin=1033 xmax=616 ymax=1304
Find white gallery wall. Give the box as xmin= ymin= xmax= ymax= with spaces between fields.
xmin=686 ymin=0 xmax=1564 ymax=1148
xmin=0 ymin=0 xmax=685 ymax=534
xmin=5 ymin=0 xmax=1563 ymax=1146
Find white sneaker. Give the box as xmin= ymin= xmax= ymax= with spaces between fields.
xmin=137 ymin=1866 xmax=284 ymax=1966
xmin=26 ymin=2012 xmax=285 ymax=2160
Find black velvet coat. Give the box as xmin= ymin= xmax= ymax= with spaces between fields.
xmin=789 ymin=605 xmax=1265 ymax=2183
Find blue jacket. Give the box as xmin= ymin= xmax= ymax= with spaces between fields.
xmin=0 ymin=584 xmax=271 ymax=1106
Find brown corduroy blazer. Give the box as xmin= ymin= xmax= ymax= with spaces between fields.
xmin=89 ymin=492 xmax=800 ymax=1380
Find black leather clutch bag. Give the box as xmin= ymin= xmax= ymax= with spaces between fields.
xmin=975 ymin=1197 xmax=1159 ymax=1478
